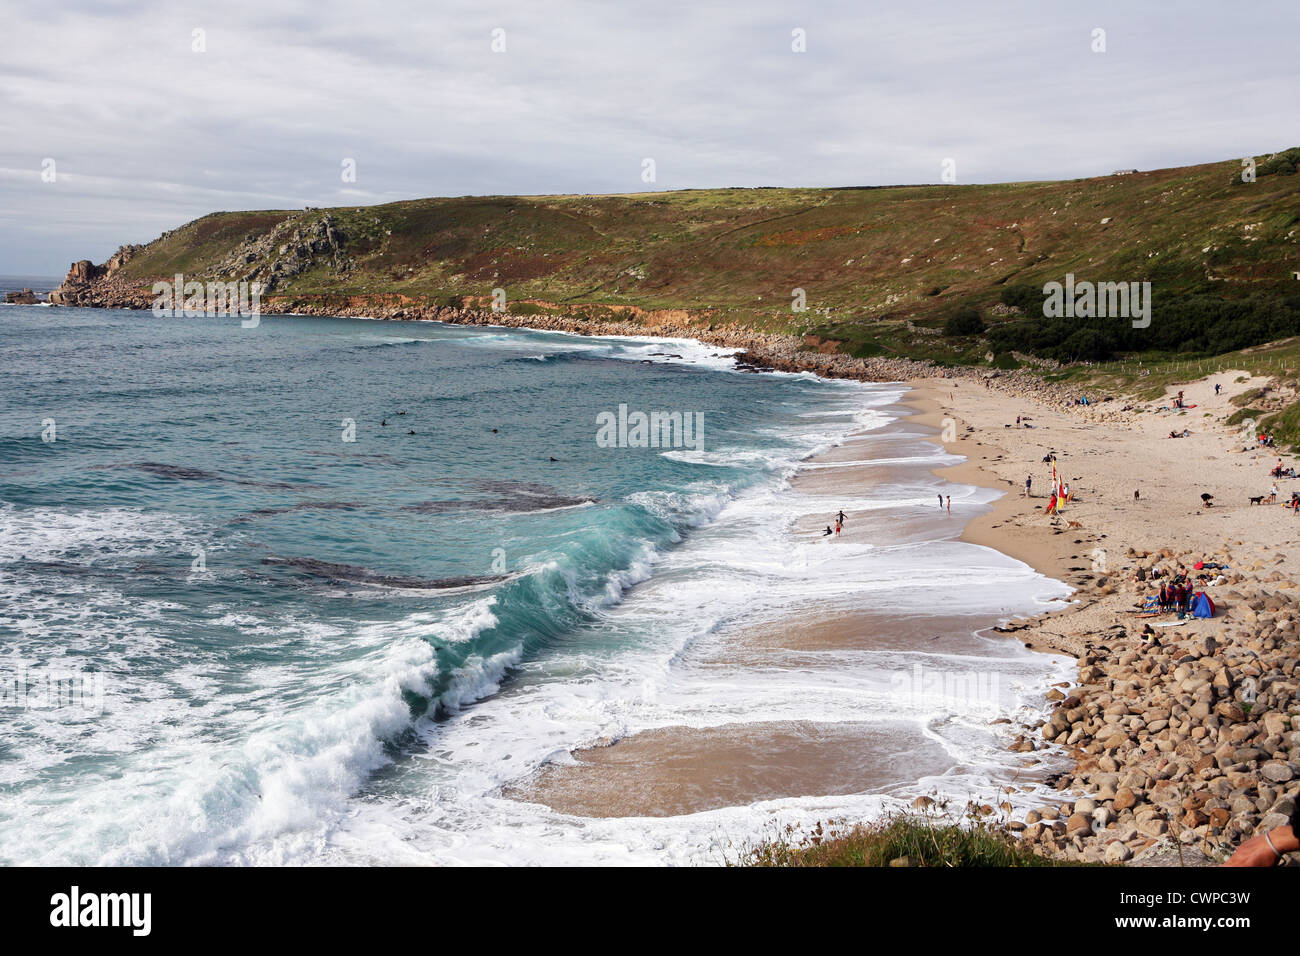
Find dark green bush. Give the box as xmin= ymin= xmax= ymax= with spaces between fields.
xmin=944 ymin=307 xmax=986 ymax=337
xmin=986 ymin=292 xmax=1300 ymax=363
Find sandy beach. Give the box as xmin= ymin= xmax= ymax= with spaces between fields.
xmin=514 ymin=365 xmax=1300 ymax=864
xmin=512 ymin=384 xmax=1075 ymax=822
xmin=913 ymin=368 xmax=1300 ymax=862
xmin=918 ymin=368 xmax=1300 ymax=653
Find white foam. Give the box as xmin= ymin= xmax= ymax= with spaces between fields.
xmin=0 ymin=502 xmax=194 ymax=564
xmin=278 ymin=381 xmax=1075 ymax=866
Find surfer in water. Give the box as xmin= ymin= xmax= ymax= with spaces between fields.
xmin=822 ymin=526 xmax=833 ymax=536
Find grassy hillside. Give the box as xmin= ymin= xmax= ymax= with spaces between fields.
xmin=83 ymin=150 xmax=1300 ymax=364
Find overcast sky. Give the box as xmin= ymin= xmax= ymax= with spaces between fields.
xmin=0 ymin=0 xmax=1295 ymax=276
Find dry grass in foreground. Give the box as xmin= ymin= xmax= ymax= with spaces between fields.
xmin=740 ymin=812 xmax=1101 ymax=867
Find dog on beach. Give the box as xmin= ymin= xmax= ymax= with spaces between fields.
xmin=1065 ymin=519 xmax=1082 ymax=529
xmin=1249 ymin=496 xmax=1264 ymax=506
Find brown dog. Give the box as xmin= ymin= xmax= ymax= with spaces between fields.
xmin=1066 ymin=519 xmax=1082 ymax=529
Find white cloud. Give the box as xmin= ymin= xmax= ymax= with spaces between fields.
xmin=1 ymin=0 xmax=1295 ymax=274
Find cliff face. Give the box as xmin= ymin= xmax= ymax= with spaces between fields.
xmin=48 ymin=245 xmax=144 ymax=305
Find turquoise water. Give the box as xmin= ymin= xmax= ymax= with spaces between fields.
xmin=3 ymin=305 xmax=937 ymax=864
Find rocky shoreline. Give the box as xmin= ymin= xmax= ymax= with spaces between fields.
xmin=997 ymin=546 xmax=1300 ymax=865
xmin=917 ymin=370 xmax=1300 ymax=866
xmin=44 ymin=268 xmax=1098 ymax=406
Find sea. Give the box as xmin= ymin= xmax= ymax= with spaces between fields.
xmin=0 ymin=305 xmax=1070 ymax=865
xmin=0 ymin=275 xmax=61 ymax=300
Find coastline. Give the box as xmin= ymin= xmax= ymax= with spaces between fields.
xmin=900 ymin=368 xmax=1300 ymax=863
xmin=25 ymin=303 xmax=1300 ymax=864
xmin=505 ymin=337 xmax=1300 ymax=863
xmin=36 ymin=287 xmax=1070 ymax=393
xmin=902 ymin=383 xmax=1078 ymax=587
xmin=512 ymin=379 xmax=1075 ymax=828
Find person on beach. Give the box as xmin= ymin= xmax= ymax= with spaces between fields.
xmin=834 ymin=519 xmax=841 ymax=535
xmin=836 ymin=509 xmax=846 ymax=525
xmin=1025 ymin=475 xmax=1032 ymax=498
xmin=822 ymin=526 xmax=832 ymax=536
xmin=1215 ymin=383 xmax=1222 ymax=396
xmin=945 ymin=495 xmax=951 ymax=514
xmin=938 ymin=493 xmax=944 ymax=508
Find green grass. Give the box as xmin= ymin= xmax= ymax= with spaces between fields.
xmin=1227 ymin=407 xmax=1267 ymax=427
xmin=740 ymin=813 xmax=1097 ymax=867
xmin=81 ymin=150 xmax=1299 ymax=371
xmin=1231 ymin=387 xmax=1270 ymax=407
xmin=1260 ymin=400 xmax=1300 ymax=448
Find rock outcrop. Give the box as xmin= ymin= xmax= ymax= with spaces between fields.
xmin=49 ymin=213 xmax=353 ymax=306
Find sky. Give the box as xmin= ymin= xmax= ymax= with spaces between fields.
xmin=0 ymin=0 xmax=1295 ymax=275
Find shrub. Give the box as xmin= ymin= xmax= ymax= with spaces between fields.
xmin=741 ymin=812 xmax=1095 ymax=868
xmin=944 ymin=307 xmax=986 ymax=337
xmin=999 ymin=283 xmax=1042 ymax=314
xmin=989 ymin=352 xmax=1021 ymax=370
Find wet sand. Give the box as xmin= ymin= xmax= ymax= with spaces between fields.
xmin=503 ymin=720 xmax=955 ymax=818
xmin=510 ymin=389 xmax=1067 ymax=818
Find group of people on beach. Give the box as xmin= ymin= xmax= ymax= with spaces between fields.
xmin=1136 ymin=561 xmax=1227 ymax=615
xmin=822 ymin=509 xmax=847 ymax=536
xmin=1154 ymin=580 xmax=1195 ymax=614
xmin=821 ymin=493 xmax=956 ymax=539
